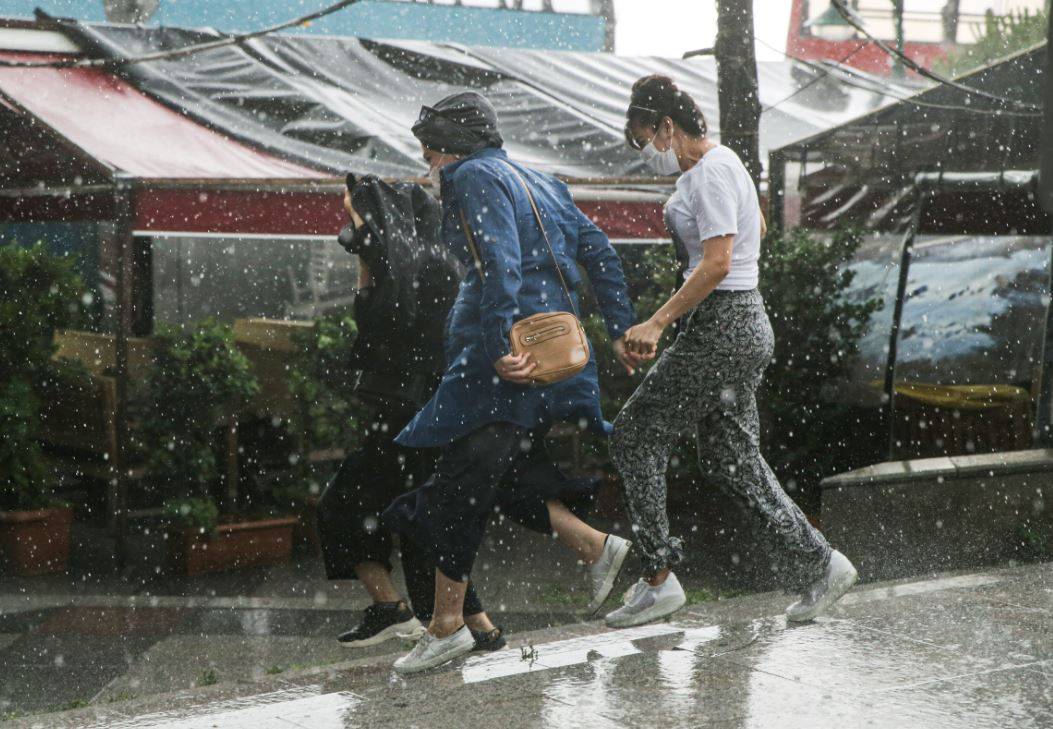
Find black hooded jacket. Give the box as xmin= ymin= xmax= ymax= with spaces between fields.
xmin=337 ymin=176 xmax=463 ymax=404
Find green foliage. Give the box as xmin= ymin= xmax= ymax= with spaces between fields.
xmin=162 ymin=497 xmax=220 ymax=534
xmin=0 ymin=379 xmax=49 ymax=511
xmin=0 ymin=242 xmax=89 ymax=382
xmin=1015 ymin=521 xmax=1052 ymax=562
xmin=759 ymin=228 xmax=882 ymax=506
xmin=936 ymin=7 xmax=1048 ymax=77
xmin=288 ymin=309 xmax=362 ymax=451
xmin=136 ymin=320 xmax=259 ymax=509
xmin=0 ymin=243 xmax=88 ymax=510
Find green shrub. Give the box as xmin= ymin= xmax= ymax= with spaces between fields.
xmin=759 ymin=227 xmax=882 ymax=507
xmin=136 ymin=320 xmax=259 ymax=517
xmin=288 ymin=309 xmax=362 ymax=452
xmin=0 ymin=242 xmax=89 ymax=382
xmin=0 ymin=243 xmax=88 ymax=510
xmin=0 ymin=379 xmax=49 ymax=511
xmin=162 ymin=497 xmax=220 ymax=535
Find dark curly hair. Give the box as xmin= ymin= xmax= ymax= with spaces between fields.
xmin=624 ymin=74 xmax=707 ymax=149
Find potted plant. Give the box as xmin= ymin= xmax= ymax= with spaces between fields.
xmin=285 ymin=310 xmax=363 ymax=552
xmin=0 ymin=243 xmax=88 ymax=576
xmin=137 ymin=320 xmax=297 ymax=576
xmin=0 ymin=379 xmax=74 ymax=575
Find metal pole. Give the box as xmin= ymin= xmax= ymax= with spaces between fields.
xmin=884 ymin=187 xmax=927 ymax=460
xmin=112 ymin=173 xmax=134 ymax=571
xmin=1035 ymin=11 xmax=1053 ymax=441
xmin=1033 ymin=230 xmax=1053 ymax=446
xmin=767 ymin=150 xmax=787 ymax=233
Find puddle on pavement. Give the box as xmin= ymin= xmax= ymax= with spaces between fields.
xmin=82 ymin=686 xmax=362 ymax=728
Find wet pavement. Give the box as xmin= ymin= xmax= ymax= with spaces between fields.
xmin=4 ymin=561 xmax=1051 ymax=728
xmin=0 ymin=502 xmax=777 ymax=720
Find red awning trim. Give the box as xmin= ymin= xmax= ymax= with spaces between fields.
xmin=134 ymin=188 xmax=346 ymax=236
xmin=129 ymin=188 xmax=668 ymax=240
xmin=578 ymin=200 xmax=665 ymax=241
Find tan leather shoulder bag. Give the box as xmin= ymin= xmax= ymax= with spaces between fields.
xmin=458 ymin=164 xmax=589 ymax=385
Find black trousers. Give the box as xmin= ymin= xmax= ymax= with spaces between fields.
xmin=316 ymin=399 xmax=484 ymax=621
xmin=382 ymin=422 xmax=598 ymax=582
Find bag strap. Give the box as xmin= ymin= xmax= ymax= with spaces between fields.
xmin=501 ymin=162 xmax=579 ymax=318
xmin=455 ymin=162 xmax=579 ymax=319
xmin=458 ymin=208 xmax=484 ymax=274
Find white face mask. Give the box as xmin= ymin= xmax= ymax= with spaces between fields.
xmin=428 ymin=165 xmax=442 ymax=193
xmin=640 ymin=127 xmax=680 ymax=176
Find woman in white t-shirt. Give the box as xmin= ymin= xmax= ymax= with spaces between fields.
xmin=604 ymin=75 xmax=857 ymax=628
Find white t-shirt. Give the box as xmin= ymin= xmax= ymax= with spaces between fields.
xmin=664 ymin=145 xmax=761 ymax=290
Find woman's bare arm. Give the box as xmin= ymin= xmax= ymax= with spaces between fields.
xmin=623 ymin=234 xmax=733 ymax=356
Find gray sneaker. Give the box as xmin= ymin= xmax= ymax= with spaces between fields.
xmin=392 ymin=625 xmax=475 ymax=675
xmin=587 ymin=535 xmax=632 ymax=614
xmin=785 ymin=550 xmax=858 ymax=623
xmin=604 ymin=571 xmax=686 ymax=628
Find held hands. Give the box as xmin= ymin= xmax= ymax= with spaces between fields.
xmin=494 ymin=352 xmax=538 ymax=384
xmin=613 ymin=336 xmax=649 ymax=375
xmin=496 ymin=328 xmax=657 ymax=382
xmin=623 ymin=318 xmax=665 ymax=361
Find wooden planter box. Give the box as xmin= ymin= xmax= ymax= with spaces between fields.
xmin=0 ymin=507 xmax=73 ymax=576
xmin=167 ymin=516 xmax=298 ymax=577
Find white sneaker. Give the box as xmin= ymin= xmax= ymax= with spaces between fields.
xmin=587 ymin=535 xmax=632 ymax=614
xmin=392 ymin=625 xmax=475 ymax=675
xmin=785 ymin=550 xmax=858 ymax=623
xmin=604 ymin=571 xmax=687 ymax=628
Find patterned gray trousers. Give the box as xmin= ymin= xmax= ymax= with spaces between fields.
xmin=610 ymin=289 xmax=831 ymax=590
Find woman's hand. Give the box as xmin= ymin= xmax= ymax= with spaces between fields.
xmin=623 ymin=319 xmax=665 ymax=359
xmin=343 ymin=189 xmax=365 ymax=229
xmin=613 ymin=336 xmax=648 ymax=374
xmin=494 ymin=352 xmax=537 ymax=384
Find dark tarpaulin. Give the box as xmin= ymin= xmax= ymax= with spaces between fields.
xmin=67 ymin=22 xmax=637 ymax=178
xmin=774 ymin=45 xmax=1047 ymax=232
xmin=61 ymin=20 xmax=896 ymax=180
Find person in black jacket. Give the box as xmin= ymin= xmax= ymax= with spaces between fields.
xmin=316 ymin=174 xmax=506 ymax=650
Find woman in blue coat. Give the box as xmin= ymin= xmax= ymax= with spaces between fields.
xmin=384 ymin=91 xmax=643 ymax=674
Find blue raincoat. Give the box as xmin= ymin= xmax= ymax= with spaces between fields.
xmin=395 ymin=147 xmax=635 ymax=448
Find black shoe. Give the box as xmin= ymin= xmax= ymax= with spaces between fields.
xmin=338 ymin=602 xmax=424 ymax=648
xmin=470 ymin=626 xmax=507 ymax=652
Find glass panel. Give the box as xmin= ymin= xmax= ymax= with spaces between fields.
xmin=890 ymin=235 xmax=1052 ymax=459
xmin=151 ymin=236 xmax=358 ymax=327
xmin=835 ymin=233 xmax=905 ymax=408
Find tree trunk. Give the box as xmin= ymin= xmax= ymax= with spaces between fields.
xmin=941 ymin=0 xmax=961 ymax=43
xmin=714 ymin=0 xmax=763 ymax=187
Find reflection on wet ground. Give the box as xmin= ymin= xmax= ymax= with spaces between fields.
xmin=0 ymin=605 xmax=581 ymax=716
xmin=7 ymin=562 xmax=1050 ymax=729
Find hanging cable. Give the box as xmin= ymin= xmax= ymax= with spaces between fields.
xmin=0 ymin=0 xmax=365 ymax=68
xmin=828 ymin=0 xmax=1043 ymax=112
xmin=761 ymin=41 xmax=868 ymax=113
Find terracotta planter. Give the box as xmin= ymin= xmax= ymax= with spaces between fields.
xmin=168 ymin=516 xmax=298 ymax=576
xmin=0 ymin=506 xmax=73 ymax=576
